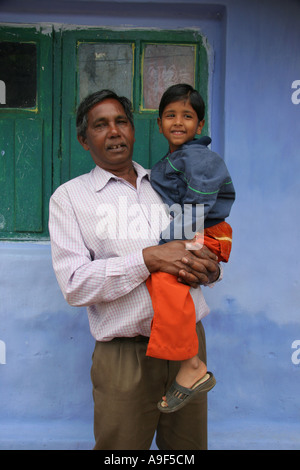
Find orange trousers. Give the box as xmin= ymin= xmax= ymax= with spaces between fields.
xmin=146 ymin=221 xmax=232 ymax=361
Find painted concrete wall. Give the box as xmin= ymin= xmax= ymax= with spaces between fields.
xmin=0 ymin=0 xmax=300 ymax=450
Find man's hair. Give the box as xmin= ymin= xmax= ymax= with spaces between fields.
xmin=158 ymin=83 xmax=205 ymax=122
xmin=76 ymin=89 xmax=134 ymax=139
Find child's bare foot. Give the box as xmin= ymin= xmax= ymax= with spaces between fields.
xmin=176 ymin=356 xmax=207 ymax=389
xmin=159 ymin=356 xmax=208 ymax=409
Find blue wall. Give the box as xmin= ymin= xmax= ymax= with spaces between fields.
xmin=1 ymin=0 xmax=300 ymax=450
xmin=204 ymin=0 xmax=300 ymax=447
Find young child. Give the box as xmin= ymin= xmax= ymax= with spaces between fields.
xmin=146 ymin=84 xmax=235 ymax=413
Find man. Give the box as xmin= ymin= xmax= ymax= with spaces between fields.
xmin=49 ymin=90 xmax=221 ymax=450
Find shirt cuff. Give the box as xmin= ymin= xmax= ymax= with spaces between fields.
xmin=125 ymin=250 xmax=151 ymax=283
xmin=206 ymin=262 xmax=223 ymax=288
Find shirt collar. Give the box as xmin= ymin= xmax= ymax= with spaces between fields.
xmin=89 ymin=161 xmax=150 ymax=192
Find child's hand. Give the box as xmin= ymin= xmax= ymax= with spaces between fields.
xmin=185 ymin=232 xmax=203 ymax=251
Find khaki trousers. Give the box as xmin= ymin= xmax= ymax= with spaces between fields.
xmin=91 ymin=322 xmax=208 ymax=450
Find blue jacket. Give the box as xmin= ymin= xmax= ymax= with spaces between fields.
xmin=150 ymin=137 xmax=235 ymax=243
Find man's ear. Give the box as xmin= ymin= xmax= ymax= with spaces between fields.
xmin=77 ymin=134 xmax=89 ymax=150
xmin=157 ymin=117 xmax=163 ymax=134
xmin=196 ymin=119 xmax=205 ymax=135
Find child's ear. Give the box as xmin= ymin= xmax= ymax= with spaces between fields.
xmin=157 ymin=117 xmax=163 ymax=134
xmin=196 ymin=119 xmax=205 ymax=135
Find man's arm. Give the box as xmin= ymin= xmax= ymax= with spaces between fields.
xmin=49 ymin=194 xmax=150 ymax=307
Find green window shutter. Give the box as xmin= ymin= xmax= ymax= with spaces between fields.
xmin=0 ymin=24 xmax=53 ymax=240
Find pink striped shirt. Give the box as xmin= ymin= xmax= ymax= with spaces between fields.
xmin=49 ymin=162 xmax=211 ymax=341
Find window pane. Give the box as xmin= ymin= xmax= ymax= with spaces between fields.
xmin=78 ymin=43 xmax=133 ymax=102
xmin=0 ymin=42 xmax=37 ymax=108
xmin=142 ymin=44 xmax=195 ymax=110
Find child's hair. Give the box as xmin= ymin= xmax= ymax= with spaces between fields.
xmin=158 ymin=83 xmax=205 ymax=122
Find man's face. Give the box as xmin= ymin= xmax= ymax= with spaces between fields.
xmin=78 ymin=98 xmax=135 ymax=172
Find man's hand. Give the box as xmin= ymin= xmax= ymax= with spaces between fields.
xmin=178 ymin=245 xmax=220 ymax=287
xmin=143 ymin=241 xmax=220 ymax=288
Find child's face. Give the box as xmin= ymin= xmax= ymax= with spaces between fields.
xmin=157 ymin=99 xmax=205 ymax=153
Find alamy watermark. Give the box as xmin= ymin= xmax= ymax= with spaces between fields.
xmin=291 ymin=80 xmax=300 ymax=105
xmin=95 ymin=197 xmax=204 ymax=245
xmin=0 ymin=80 xmax=6 ymax=104
xmin=291 ymin=340 xmax=300 ymax=365
xmin=0 ymin=340 xmax=6 ymax=365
